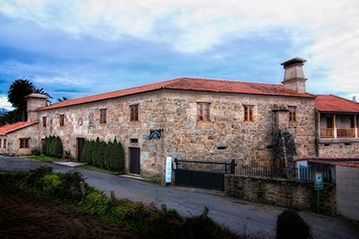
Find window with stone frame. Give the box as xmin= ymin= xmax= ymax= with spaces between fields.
xmin=19 ymin=138 xmax=30 ymax=149
xmin=42 ymin=116 xmax=47 ymax=127
xmin=244 ymin=105 xmax=254 ymax=122
xmin=130 ymin=104 xmax=139 ymax=121
xmin=100 ymin=108 xmax=107 ymax=124
xmin=0 ymin=139 xmax=2 ymax=149
xmin=289 ymin=106 xmax=297 ymax=122
xmin=59 ymin=114 xmax=65 ymax=127
xmin=197 ymin=102 xmax=211 ymax=122
xmin=3 ymin=139 xmax=6 ymax=149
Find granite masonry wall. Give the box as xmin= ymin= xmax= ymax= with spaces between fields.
xmin=33 ymin=89 xmax=316 ymax=179
xmin=161 ymin=90 xmax=316 ymax=167
xmin=336 ymin=165 xmax=359 ymax=221
xmin=225 ymin=174 xmax=336 ymax=215
xmin=38 ymin=91 xmax=167 ymax=177
xmin=318 ymin=141 xmax=359 ymax=158
xmin=0 ymin=124 xmax=40 ymax=156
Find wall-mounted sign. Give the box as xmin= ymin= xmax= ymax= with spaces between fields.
xmin=314 ymin=172 xmax=323 ymax=191
xmin=144 ymin=129 xmax=162 ymax=140
xmin=165 ymin=156 xmax=172 ymax=185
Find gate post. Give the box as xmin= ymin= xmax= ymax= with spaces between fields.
xmin=230 ymin=159 xmax=236 ymax=174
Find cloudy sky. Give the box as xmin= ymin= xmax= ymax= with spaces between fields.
xmin=0 ymin=0 xmax=358 ymax=110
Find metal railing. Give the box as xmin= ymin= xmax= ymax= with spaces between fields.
xmin=174 ymin=159 xmax=236 ymax=174
xmin=236 ymin=165 xmax=335 ymax=183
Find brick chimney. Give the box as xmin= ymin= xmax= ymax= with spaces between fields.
xmin=281 ymin=57 xmax=307 ymax=93
xmin=25 ymin=93 xmax=47 ymax=122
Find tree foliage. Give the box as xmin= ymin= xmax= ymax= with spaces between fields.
xmin=81 ymin=138 xmax=124 ymax=171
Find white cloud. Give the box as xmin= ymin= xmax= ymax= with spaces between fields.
xmin=0 ymin=0 xmax=359 ymax=97
xmin=0 ymin=96 xmax=13 ymax=111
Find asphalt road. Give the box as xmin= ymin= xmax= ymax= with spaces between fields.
xmin=1 ymin=155 xmax=358 ymax=239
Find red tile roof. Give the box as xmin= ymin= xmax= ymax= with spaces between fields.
xmin=39 ymin=77 xmax=313 ymax=111
xmin=315 ymin=95 xmax=359 ymax=113
xmin=0 ymin=121 xmax=38 ymax=136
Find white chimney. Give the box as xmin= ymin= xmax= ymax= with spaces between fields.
xmin=281 ymin=57 xmax=307 ymax=94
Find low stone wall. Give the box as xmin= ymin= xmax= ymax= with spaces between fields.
xmin=225 ymin=175 xmax=336 ymax=215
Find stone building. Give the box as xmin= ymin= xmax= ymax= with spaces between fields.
xmin=0 ymin=58 xmax=358 ymax=179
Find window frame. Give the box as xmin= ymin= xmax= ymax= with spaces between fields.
xmin=42 ymin=116 xmax=47 ymax=128
xmin=197 ymin=102 xmax=211 ymax=122
xmin=100 ymin=108 xmax=107 ymax=124
xmin=19 ymin=138 xmax=30 ymax=149
xmin=244 ymin=105 xmax=254 ymax=122
xmin=130 ymin=104 xmax=139 ymax=122
xmin=3 ymin=139 xmax=6 ymax=149
xmin=59 ymin=114 xmax=65 ymax=127
xmin=289 ymin=106 xmax=297 ymax=122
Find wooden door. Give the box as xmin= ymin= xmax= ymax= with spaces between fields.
xmin=129 ymin=147 xmax=140 ymax=174
xmin=77 ymin=138 xmax=85 ymax=161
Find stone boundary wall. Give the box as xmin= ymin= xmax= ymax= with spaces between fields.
xmin=336 ymin=165 xmax=359 ymax=221
xmin=225 ymin=175 xmax=336 ymax=215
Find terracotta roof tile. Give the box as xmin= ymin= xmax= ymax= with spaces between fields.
xmin=39 ymin=77 xmax=313 ymax=111
xmin=315 ymin=95 xmax=359 ymax=113
xmin=0 ymin=121 xmax=38 ymax=136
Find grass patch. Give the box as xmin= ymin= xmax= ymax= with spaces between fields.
xmin=79 ymin=164 xmax=123 ymax=175
xmin=25 ymin=155 xmax=60 ymax=163
xmin=2 ymin=167 xmax=243 ymax=239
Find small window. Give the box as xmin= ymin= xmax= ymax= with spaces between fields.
xmin=59 ymin=114 xmax=65 ymax=127
xmin=100 ymin=109 xmax=107 ymax=124
xmin=0 ymin=139 xmax=2 ymax=149
xmin=197 ymin=102 xmax=210 ymax=122
xmin=130 ymin=138 xmax=138 ymax=143
xmin=289 ymin=106 xmax=297 ymax=122
xmin=130 ymin=104 xmax=139 ymax=121
xmin=244 ymin=105 xmax=254 ymax=122
xmin=19 ymin=138 xmax=30 ymax=149
xmin=3 ymin=139 xmax=6 ymax=149
xmin=42 ymin=116 xmax=47 ymax=127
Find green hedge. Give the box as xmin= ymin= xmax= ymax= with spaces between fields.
xmin=81 ymin=138 xmax=124 ymax=171
xmin=42 ymin=136 xmax=63 ymax=158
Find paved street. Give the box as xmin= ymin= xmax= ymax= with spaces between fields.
xmin=1 ymin=155 xmax=358 ymax=239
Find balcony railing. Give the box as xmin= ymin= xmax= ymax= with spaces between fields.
xmin=320 ymin=128 xmax=334 ymax=138
xmin=320 ymin=128 xmax=357 ymax=138
xmin=337 ymin=128 xmax=356 ymax=138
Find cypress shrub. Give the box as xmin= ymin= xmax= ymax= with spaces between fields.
xmin=54 ymin=136 xmax=63 ymax=158
xmin=42 ymin=136 xmax=64 ymax=158
xmin=79 ymin=138 xmax=125 ymax=172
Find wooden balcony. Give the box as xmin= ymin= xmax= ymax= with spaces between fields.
xmin=320 ymin=128 xmax=334 ymax=138
xmin=320 ymin=128 xmax=357 ymax=138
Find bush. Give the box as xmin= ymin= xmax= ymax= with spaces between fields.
xmin=31 ymin=148 xmax=41 ymax=156
xmin=276 ymin=210 xmax=312 ymax=239
xmin=58 ymin=171 xmax=87 ymax=202
xmin=41 ymin=174 xmax=62 ymax=196
xmin=42 ymin=136 xmax=63 ymax=158
xmin=81 ymin=138 xmax=124 ymax=171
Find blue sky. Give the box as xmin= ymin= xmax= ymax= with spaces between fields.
xmin=0 ymin=0 xmax=358 ymax=109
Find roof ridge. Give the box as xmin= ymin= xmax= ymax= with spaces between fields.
xmin=329 ymin=94 xmax=359 ymax=105
xmin=169 ymin=77 xmax=282 ymax=87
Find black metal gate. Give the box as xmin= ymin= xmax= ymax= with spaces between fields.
xmin=174 ymin=159 xmax=236 ymax=191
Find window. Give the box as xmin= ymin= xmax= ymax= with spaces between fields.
xmin=59 ymin=114 xmax=65 ymax=127
xmin=0 ymin=139 xmax=2 ymax=149
xmin=42 ymin=116 xmax=47 ymax=127
xmin=130 ymin=104 xmax=139 ymax=121
xmin=2 ymin=139 xmax=5 ymax=149
xmin=19 ymin=138 xmax=30 ymax=149
xmin=244 ymin=105 xmax=254 ymax=122
xmin=289 ymin=106 xmax=297 ymax=122
xmin=100 ymin=109 xmax=107 ymax=124
xmin=197 ymin=102 xmax=210 ymax=122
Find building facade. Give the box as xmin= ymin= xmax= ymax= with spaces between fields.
xmin=1 ymin=58 xmax=358 ymax=179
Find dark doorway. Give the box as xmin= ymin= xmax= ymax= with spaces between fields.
xmin=77 ymin=138 xmax=85 ymax=161
xmin=129 ymin=147 xmax=140 ymax=174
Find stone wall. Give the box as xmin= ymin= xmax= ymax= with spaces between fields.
xmin=38 ymin=91 xmax=167 ymax=177
xmin=0 ymin=124 xmax=40 ymax=156
xmin=318 ymin=141 xmax=359 ymax=158
xmin=225 ymin=175 xmax=336 ymax=215
xmin=336 ymin=165 xmax=359 ymax=221
xmin=162 ymin=90 xmax=316 ymax=167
